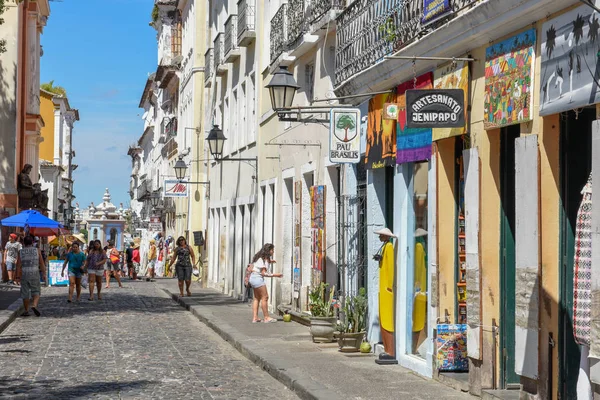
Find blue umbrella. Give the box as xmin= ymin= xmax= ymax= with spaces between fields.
xmin=1 ymin=210 xmax=64 ymax=236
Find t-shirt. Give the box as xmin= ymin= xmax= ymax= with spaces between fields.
xmin=125 ymin=248 xmax=133 ymax=262
xmin=132 ymin=249 xmax=140 ymax=263
xmin=86 ymin=252 xmax=105 ymax=271
xmin=252 ymin=258 xmax=268 ymax=276
xmin=5 ymin=242 xmax=22 ymax=264
xmin=66 ymin=252 xmax=86 ymax=273
xmin=19 ymin=247 xmax=39 ymax=279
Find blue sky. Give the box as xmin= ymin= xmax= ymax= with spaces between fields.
xmin=40 ymin=0 xmax=156 ymax=210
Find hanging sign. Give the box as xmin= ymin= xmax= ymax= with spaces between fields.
xmin=329 ymin=108 xmax=361 ymax=164
xmin=150 ymin=216 xmax=161 ymax=223
xmin=164 ymin=179 xmax=188 ymax=197
xmin=422 ymin=0 xmax=451 ymax=25
xmin=149 ymin=222 xmax=163 ymax=232
xmin=405 ymin=89 xmax=465 ymax=128
xmin=383 ymin=103 xmax=399 ymax=120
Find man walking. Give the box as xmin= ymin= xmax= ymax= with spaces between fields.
xmin=16 ymin=235 xmax=46 ymax=317
xmin=4 ymin=234 xmax=22 ymax=285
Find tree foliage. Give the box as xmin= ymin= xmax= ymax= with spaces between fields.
xmin=0 ymin=0 xmax=6 ymax=54
xmin=41 ymin=80 xmax=68 ymax=97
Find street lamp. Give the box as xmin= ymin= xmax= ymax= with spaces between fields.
xmin=150 ymin=191 xmax=161 ymax=207
xmin=174 ymin=157 xmax=188 ymax=180
xmin=206 ymin=125 xmax=226 ymax=160
xmin=265 ymin=66 xmax=300 ymax=111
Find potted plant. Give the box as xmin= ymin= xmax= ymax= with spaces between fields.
xmin=337 ymin=287 xmax=368 ymax=352
xmin=308 ymin=283 xmax=337 ymax=343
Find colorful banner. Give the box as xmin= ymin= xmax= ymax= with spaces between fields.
xmin=484 ymin=29 xmax=535 ymax=129
xmin=310 ymin=186 xmax=326 ymax=288
xmin=540 ymin=5 xmax=600 ymax=116
xmin=433 ymin=60 xmax=469 ymax=140
xmin=397 ymin=72 xmax=434 ymax=164
xmin=48 ymin=260 xmax=69 ymax=286
xmin=293 ymin=181 xmax=302 ymax=298
xmin=329 ymin=108 xmax=361 ymax=164
xmin=366 ymin=92 xmax=397 ymax=169
xmin=422 ymin=0 xmax=451 ymax=25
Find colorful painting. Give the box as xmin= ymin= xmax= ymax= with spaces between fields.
xmin=397 ymin=72 xmax=434 ymax=164
xmin=436 ymin=324 xmax=469 ymax=371
xmin=433 ymin=60 xmax=469 ymax=140
xmin=484 ymin=29 xmax=536 ymax=129
xmin=540 ymin=6 xmax=600 ymax=116
xmin=294 ymin=181 xmax=302 ymax=299
xmin=366 ymin=92 xmax=397 ymax=169
xmin=310 ymin=186 xmax=326 ymax=288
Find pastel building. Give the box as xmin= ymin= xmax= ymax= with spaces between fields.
xmin=85 ymin=189 xmax=127 ymax=250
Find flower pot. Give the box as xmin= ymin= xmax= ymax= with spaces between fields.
xmin=309 ymin=317 xmax=336 ymax=343
xmin=337 ymin=331 xmax=366 ymax=352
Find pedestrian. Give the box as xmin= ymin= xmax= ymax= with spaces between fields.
xmin=61 ymin=242 xmax=86 ymax=303
xmin=131 ymin=243 xmax=141 ymax=280
xmin=85 ymin=240 xmax=107 ymax=301
xmin=15 ymin=235 xmax=46 ymax=316
xmin=248 ymin=243 xmax=282 ymax=323
xmin=168 ymin=236 xmax=196 ymax=297
xmin=4 ymin=233 xmax=22 ymax=285
xmin=125 ymin=242 xmax=135 ymax=279
xmin=104 ymin=240 xmax=123 ymax=289
xmin=146 ymin=239 xmax=157 ymax=281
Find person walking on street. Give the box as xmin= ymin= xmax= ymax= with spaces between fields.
xmin=4 ymin=233 xmax=22 ymax=285
xmin=16 ymin=235 xmax=46 ymax=316
xmin=61 ymin=242 xmax=86 ymax=303
xmin=168 ymin=236 xmax=196 ymax=297
xmin=85 ymin=240 xmax=107 ymax=301
xmin=131 ymin=243 xmax=141 ymax=280
xmin=104 ymin=241 xmax=123 ymax=289
xmin=125 ymin=242 xmax=134 ymax=279
xmin=146 ymin=239 xmax=157 ymax=281
xmin=248 ymin=243 xmax=282 ymax=323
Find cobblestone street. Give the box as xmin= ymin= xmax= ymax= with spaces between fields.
xmin=0 ymin=281 xmax=297 ymax=400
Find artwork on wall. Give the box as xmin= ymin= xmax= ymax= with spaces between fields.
xmin=366 ymin=92 xmax=397 ymax=169
xmin=484 ymin=29 xmax=536 ymax=129
xmin=310 ymin=185 xmax=326 ymax=288
xmin=433 ymin=60 xmax=470 ymax=140
xmin=397 ymin=72 xmax=434 ymax=164
xmin=293 ymin=181 xmax=302 ymax=299
xmin=540 ymin=5 xmax=600 ymax=116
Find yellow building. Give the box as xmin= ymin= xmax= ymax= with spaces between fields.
xmin=40 ymin=89 xmax=56 ymax=163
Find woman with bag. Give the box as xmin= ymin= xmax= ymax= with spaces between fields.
xmin=104 ymin=241 xmax=123 ymax=289
xmin=168 ymin=236 xmax=196 ymax=297
xmin=85 ymin=240 xmax=107 ymax=301
xmin=61 ymin=242 xmax=86 ymax=303
xmin=248 ymin=243 xmax=282 ymax=323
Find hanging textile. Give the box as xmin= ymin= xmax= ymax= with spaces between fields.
xmin=574 ymin=174 xmax=592 ymax=346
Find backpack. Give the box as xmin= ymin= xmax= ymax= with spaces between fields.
xmin=244 ymin=264 xmax=253 ymax=287
xmin=110 ymin=248 xmax=120 ymax=264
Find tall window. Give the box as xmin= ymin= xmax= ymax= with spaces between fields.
xmin=241 ymin=82 xmax=247 ymax=147
xmin=248 ymin=73 xmax=256 ymax=143
xmin=305 ymin=63 xmax=315 ymax=103
xmin=232 ymin=88 xmax=238 ymax=151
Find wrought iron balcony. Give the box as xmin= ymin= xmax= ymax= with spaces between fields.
xmin=286 ymin=0 xmax=308 ymax=48
xmin=214 ymin=33 xmax=226 ymax=74
xmin=237 ymin=0 xmax=255 ymax=46
xmin=137 ymin=179 xmax=150 ymax=201
xmin=204 ymin=48 xmax=214 ymax=86
xmin=335 ymin=0 xmax=481 ymax=87
xmin=224 ymin=14 xmax=240 ymax=62
xmin=310 ymin=0 xmax=346 ymax=24
xmin=270 ymin=4 xmax=288 ymax=64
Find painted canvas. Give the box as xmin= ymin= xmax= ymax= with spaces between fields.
xmin=540 ymin=5 xmax=600 ymax=116
xmin=433 ymin=60 xmax=469 ymax=140
xmin=397 ymin=72 xmax=434 ymax=164
xmin=484 ymin=29 xmax=536 ymax=129
xmin=310 ymin=186 xmax=326 ymax=288
xmin=294 ymin=181 xmax=302 ymax=299
xmin=366 ymin=92 xmax=397 ymax=169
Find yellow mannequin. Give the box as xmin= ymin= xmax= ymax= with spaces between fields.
xmin=412 ymin=240 xmax=427 ymax=332
xmin=379 ymin=241 xmax=395 ymax=333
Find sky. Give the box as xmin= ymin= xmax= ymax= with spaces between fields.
xmin=40 ymin=0 xmax=157 ymax=210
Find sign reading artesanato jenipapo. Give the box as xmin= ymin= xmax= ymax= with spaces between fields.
xmin=406 ymin=89 xmax=465 ymax=128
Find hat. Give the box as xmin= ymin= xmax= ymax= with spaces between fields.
xmin=9 ymin=233 xmax=17 ymax=239
xmin=132 ymin=243 xmax=140 ymax=249
xmin=149 ymin=239 xmax=156 ymax=244
xmin=374 ymin=228 xmax=396 ymax=238
xmin=415 ymin=228 xmax=428 ymax=238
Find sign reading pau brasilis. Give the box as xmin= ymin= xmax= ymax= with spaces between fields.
xmin=406 ymin=89 xmax=465 ymax=128
xmin=329 ymin=108 xmax=361 ymax=164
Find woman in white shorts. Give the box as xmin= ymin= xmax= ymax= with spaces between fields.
xmin=85 ymin=240 xmax=107 ymax=301
xmin=249 ymin=243 xmax=282 ymax=323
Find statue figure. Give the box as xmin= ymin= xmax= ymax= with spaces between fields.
xmin=18 ymin=164 xmax=36 ymax=209
xmin=18 ymin=164 xmax=34 ymax=191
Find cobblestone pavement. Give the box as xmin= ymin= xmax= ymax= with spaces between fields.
xmin=0 ymin=282 xmax=298 ymax=400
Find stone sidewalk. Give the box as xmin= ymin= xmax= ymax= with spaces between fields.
xmin=157 ymin=280 xmax=473 ymax=400
xmin=0 ymin=282 xmax=24 ymax=334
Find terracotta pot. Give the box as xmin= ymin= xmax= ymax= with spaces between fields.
xmin=309 ymin=317 xmax=336 ymax=343
xmin=337 ymin=331 xmax=366 ymax=352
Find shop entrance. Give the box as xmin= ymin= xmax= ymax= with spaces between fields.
xmin=559 ymin=107 xmax=595 ymax=399
xmin=500 ymin=124 xmax=519 ymax=388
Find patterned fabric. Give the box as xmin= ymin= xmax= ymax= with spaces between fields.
xmin=175 ymin=246 xmax=192 ymax=268
xmin=574 ymin=174 xmax=592 ymax=346
xmin=19 ymin=247 xmax=39 ymax=280
xmin=86 ymin=252 xmax=106 ymax=271
xmin=5 ymin=242 xmax=22 ymax=264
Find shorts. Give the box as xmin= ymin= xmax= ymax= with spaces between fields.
xmin=20 ymin=276 xmax=41 ymax=299
xmin=132 ymin=262 xmax=140 ymax=273
xmin=176 ymin=265 xmax=192 ymax=281
xmin=104 ymin=262 xmax=121 ymax=272
xmin=249 ymin=274 xmax=265 ymax=289
xmin=5 ymin=262 xmax=16 ymax=271
xmin=68 ymin=270 xmax=83 ymax=279
xmin=87 ymin=269 xmax=104 ymax=276
xmin=147 ymin=260 xmax=156 ymax=269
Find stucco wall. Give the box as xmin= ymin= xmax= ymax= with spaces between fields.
xmin=39 ymin=92 xmax=55 ymax=162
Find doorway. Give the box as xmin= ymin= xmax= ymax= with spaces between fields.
xmin=500 ymin=124 xmax=519 ymax=388
xmin=559 ymin=107 xmax=595 ymax=399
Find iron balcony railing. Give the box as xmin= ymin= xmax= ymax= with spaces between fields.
xmin=270 ymin=4 xmax=288 ymax=64
xmin=237 ymin=0 xmax=255 ymax=44
xmin=214 ymin=33 xmax=225 ymax=68
xmin=310 ymin=0 xmax=346 ymax=24
xmin=286 ymin=0 xmax=308 ymax=48
xmin=225 ymin=14 xmax=239 ymax=57
xmin=335 ymin=0 xmax=481 ymax=87
xmin=204 ymin=48 xmax=214 ymax=83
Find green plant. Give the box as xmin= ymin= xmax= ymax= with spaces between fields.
xmin=41 ymin=81 xmax=67 ymax=97
xmin=151 ymin=4 xmax=159 ymax=23
xmin=309 ymin=282 xmax=336 ymax=318
xmin=79 ymin=228 xmax=88 ymax=241
xmin=378 ymin=17 xmax=397 ymax=44
xmin=0 ymin=0 xmax=6 ymax=54
xmin=337 ymin=287 xmax=368 ymax=333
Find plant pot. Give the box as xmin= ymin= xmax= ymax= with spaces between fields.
xmin=309 ymin=317 xmax=336 ymax=343
xmin=337 ymin=331 xmax=366 ymax=352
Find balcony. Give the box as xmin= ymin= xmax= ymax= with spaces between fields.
xmin=204 ymin=48 xmax=214 ymax=87
xmin=237 ymin=0 xmax=255 ymax=46
xmin=137 ymin=179 xmax=150 ymax=201
xmin=224 ymin=15 xmax=240 ymax=62
xmin=310 ymin=0 xmax=346 ymax=25
xmin=286 ymin=0 xmax=308 ymax=49
xmin=270 ymin=4 xmax=288 ymax=65
xmin=214 ymin=33 xmax=226 ymax=75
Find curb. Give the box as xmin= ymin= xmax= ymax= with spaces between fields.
xmin=0 ymin=297 xmax=24 ymax=335
xmin=161 ymin=287 xmax=343 ymax=400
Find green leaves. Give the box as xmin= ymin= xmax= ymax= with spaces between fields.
xmin=309 ymin=282 xmax=336 ymax=317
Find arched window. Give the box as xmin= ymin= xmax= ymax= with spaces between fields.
xmin=110 ymin=228 xmax=117 ymax=245
xmin=93 ymin=228 xmax=98 ymax=240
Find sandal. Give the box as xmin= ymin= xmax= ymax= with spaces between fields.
xmin=263 ymin=318 xmax=277 ymax=323
xmin=31 ymin=307 xmax=40 ymax=317
xmin=252 ymin=319 xmax=261 ymax=323
xmin=88 ymin=297 xmax=94 ymax=301
xmin=21 ymin=311 xmax=30 ymax=317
